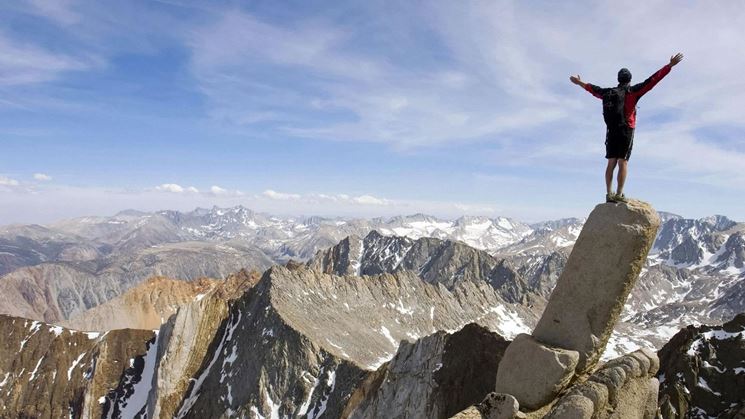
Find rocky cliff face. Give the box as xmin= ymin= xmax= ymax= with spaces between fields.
xmin=61 ymin=276 xmax=212 ymax=332
xmin=500 ymin=251 xmax=569 ymax=300
xmin=342 ymin=323 xmax=510 ymax=419
xmin=308 ymin=230 xmax=539 ymax=304
xmin=145 ymin=264 xmax=534 ymax=418
xmin=0 ymin=315 xmax=155 ymax=418
xmin=148 ymin=280 xmax=240 ymax=418
xmin=657 ymin=313 xmax=745 ymax=418
xmin=453 ymin=348 xmax=661 ymax=419
xmin=59 ymin=269 xmax=261 ymax=332
xmin=651 ymin=215 xmax=737 ymax=267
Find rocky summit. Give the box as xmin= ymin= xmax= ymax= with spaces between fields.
xmin=532 ymin=200 xmax=660 ymax=376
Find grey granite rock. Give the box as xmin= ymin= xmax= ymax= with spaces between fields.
xmin=544 ymin=394 xmax=593 ymax=419
xmin=547 ymin=349 xmax=660 ymax=419
xmin=344 ymin=324 xmax=509 ymax=419
xmin=533 ymin=200 xmax=660 ymax=375
xmin=494 ymin=334 xmax=579 ymax=410
xmin=479 ymin=392 xmax=520 ymax=419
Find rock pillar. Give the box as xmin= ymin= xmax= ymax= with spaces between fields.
xmin=495 ymin=200 xmax=660 ymax=410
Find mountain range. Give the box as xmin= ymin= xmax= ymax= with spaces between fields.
xmin=1 ymin=206 xmax=742 ymax=354
xmin=0 ymin=202 xmax=742 ymax=418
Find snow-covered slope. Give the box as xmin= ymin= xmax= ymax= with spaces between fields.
xmin=656 ymin=313 xmax=745 ymax=418
xmin=0 ymin=315 xmax=156 ymax=418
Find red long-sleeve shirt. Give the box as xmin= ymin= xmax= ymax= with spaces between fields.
xmin=584 ymin=64 xmax=672 ymax=128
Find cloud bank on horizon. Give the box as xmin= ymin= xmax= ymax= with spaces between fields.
xmin=1 ymin=0 xmax=744 ymax=224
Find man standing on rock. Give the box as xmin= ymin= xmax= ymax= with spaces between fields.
xmin=570 ymin=53 xmax=683 ymax=203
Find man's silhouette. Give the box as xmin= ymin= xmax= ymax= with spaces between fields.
xmin=570 ymin=53 xmax=684 ymax=202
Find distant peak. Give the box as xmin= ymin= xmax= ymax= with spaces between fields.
xmin=114 ymin=209 xmax=149 ymax=217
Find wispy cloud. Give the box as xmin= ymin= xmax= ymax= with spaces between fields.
xmin=184 ymin=2 xmax=745 ymax=190
xmin=0 ymin=32 xmax=96 ymax=86
xmin=261 ymin=190 xmax=390 ymax=206
xmin=32 ymin=173 xmax=52 ymax=181
xmin=209 ymin=185 xmax=243 ymax=197
xmin=186 ymin=8 xmax=571 ymax=149
xmin=0 ymin=175 xmax=20 ymax=187
xmin=349 ymin=194 xmax=390 ymax=206
xmin=152 ymin=183 xmax=244 ymax=197
xmin=0 ymin=175 xmax=36 ymax=194
xmin=26 ymin=0 xmax=81 ymax=25
xmin=262 ymin=189 xmax=301 ymax=201
xmin=154 ymin=183 xmax=196 ymax=193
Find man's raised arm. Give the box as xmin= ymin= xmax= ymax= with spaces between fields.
xmin=631 ymin=53 xmax=683 ymax=97
xmin=570 ymin=75 xmax=605 ymax=99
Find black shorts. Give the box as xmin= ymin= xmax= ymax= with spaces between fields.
xmin=605 ymin=126 xmax=635 ymax=160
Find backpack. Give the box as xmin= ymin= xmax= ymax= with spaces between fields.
xmin=602 ymin=86 xmax=628 ymax=127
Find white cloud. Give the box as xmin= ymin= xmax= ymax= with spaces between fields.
xmin=262 ymin=189 xmax=300 ymax=200
xmin=0 ymin=175 xmax=36 ymax=194
xmin=261 ymin=190 xmax=392 ymax=206
xmin=209 ymin=185 xmax=227 ymax=195
xmin=154 ymin=183 xmax=243 ymax=197
xmin=155 ymin=183 xmax=185 ymax=193
xmin=209 ymin=185 xmax=243 ymax=197
xmin=0 ymin=176 xmax=20 ymax=186
xmin=33 ymin=173 xmax=52 ymax=181
xmin=351 ymin=195 xmax=390 ymax=206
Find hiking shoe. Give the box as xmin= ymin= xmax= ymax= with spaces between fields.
xmin=615 ymin=192 xmax=628 ymax=203
xmin=606 ymin=193 xmax=616 ymax=203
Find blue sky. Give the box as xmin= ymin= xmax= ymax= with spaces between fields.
xmin=1 ymin=0 xmax=744 ymax=224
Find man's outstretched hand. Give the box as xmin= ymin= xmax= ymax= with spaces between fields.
xmin=570 ymin=75 xmax=583 ymax=85
xmin=670 ymin=53 xmax=684 ymax=67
